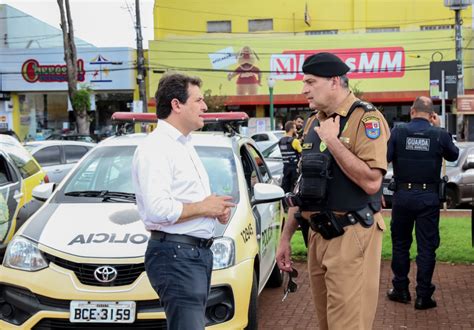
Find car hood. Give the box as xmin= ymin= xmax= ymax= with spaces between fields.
xmin=21 ymin=203 xmax=228 ymax=259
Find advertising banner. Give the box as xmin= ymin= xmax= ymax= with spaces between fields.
xmin=0 ymin=47 xmax=135 ymax=91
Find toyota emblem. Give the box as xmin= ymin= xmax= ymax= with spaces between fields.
xmin=94 ymin=266 xmax=118 ymax=283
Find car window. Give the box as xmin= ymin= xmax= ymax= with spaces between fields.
xmin=246 ymin=144 xmax=271 ymax=183
xmin=62 ymin=146 xmax=136 ymax=195
xmin=262 ymin=143 xmax=281 ymax=158
xmin=273 ymin=131 xmax=284 ymax=140
xmin=1 ymin=142 xmax=41 ymax=179
xmin=34 ymin=146 xmax=61 ymax=167
xmin=65 ymin=146 xmax=91 ymax=164
xmin=251 ymin=134 xmax=269 ymax=142
xmin=0 ymin=156 xmax=14 ymax=186
xmin=196 ymin=146 xmax=240 ymax=203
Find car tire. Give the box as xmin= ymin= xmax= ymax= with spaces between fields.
xmin=266 ymin=262 xmax=283 ymax=288
xmin=446 ymin=187 xmax=457 ymax=209
xmin=245 ymin=271 xmax=258 ymax=330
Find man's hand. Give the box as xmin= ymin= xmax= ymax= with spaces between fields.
xmin=216 ymin=207 xmax=231 ymax=224
xmin=276 ymin=238 xmax=293 ymax=272
xmin=315 ymin=115 xmax=340 ymax=144
xmin=201 ymin=194 xmax=235 ymax=218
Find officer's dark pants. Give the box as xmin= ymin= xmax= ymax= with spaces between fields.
xmin=281 ymin=164 xmax=298 ymax=193
xmin=145 ymin=239 xmax=213 ymax=330
xmin=390 ymin=190 xmax=440 ymax=298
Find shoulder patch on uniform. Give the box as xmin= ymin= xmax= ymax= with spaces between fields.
xmin=361 ymin=116 xmax=380 ymax=139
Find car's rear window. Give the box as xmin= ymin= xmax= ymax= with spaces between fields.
xmin=1 ymin=143 xmax=41 ymax=179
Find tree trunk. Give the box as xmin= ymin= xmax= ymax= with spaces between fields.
xmin=76 ymin=109 xmax=90 ymax=135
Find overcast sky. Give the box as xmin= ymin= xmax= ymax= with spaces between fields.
xmin=0 ymin=0 xmax=154 ymax=48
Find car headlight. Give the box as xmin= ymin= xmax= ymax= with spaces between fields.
xmin=211 ymin=237 xmax=235 ymax=270
xmin=3 ymin=236 xmax=48 ymax=271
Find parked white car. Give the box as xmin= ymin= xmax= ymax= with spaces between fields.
xmin=24 ymin=140 xmax=95 ymax=183
xmin=251 ymin=130 xmax=285 ymax=152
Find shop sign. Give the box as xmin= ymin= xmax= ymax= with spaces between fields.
xmin=270 ymin=47 xmax=405 ymax=80
xmin=21 ymin=59 xmax=86 ymax=83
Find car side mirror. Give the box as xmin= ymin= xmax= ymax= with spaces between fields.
xmin=32 ymin=182 xmax=56 ymax=202
xmin=463 ymin=155 xmax=474 ymax=170
xmin=251 ymin=183 xmax=285 ymax=206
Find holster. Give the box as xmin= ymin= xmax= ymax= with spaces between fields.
xmin=295 ymin=212 xmax=309 ymax=248
xmin=439 ymin=176 xmax=448 ymax=202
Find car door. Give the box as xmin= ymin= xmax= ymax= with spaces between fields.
xmin=32 ymin=146 xmax=63 ymax=183
xmin=241 ymin=144 xmax=281 ymax=292
xmin=458 ymin=147 xmax=474 ymax=203
xmin=0 ymin=151 xmax=22 ymax=245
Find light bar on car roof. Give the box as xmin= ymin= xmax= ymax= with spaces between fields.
xmin=111 ymin=112 xmax=248 ymax=124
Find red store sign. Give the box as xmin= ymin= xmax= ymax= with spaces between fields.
xmin=21 ymin=59 xmax=86 ymax=83
xmin=270 ymin=47 xmax=405 ymax=80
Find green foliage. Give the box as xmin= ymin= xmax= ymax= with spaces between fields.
xmin=203 ymin=88 xmax=226 ymax=112
xmin=71 ymin=85 xmax=92 ymax=114
xmin=291 ymin=217 xmax=474 ymax=264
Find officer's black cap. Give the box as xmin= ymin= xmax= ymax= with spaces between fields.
xmin=302 ymin=52 xmax=350 ymax=77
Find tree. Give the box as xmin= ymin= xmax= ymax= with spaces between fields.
xmin=203 ymin=89 xmax=226 ymax=112
xmin=57 ymin=0 xmax=89 ymax=134
xmin=72 ymin=85 xmax=92 ymax=134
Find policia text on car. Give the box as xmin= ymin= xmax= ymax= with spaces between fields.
xmin=276 ymin=52 xmax=390 ymax=330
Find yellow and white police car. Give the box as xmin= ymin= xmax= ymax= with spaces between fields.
xmin=0 ymin=113 xmax=285 ymax=329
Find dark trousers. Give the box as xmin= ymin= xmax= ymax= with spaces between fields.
xmin=390 ymin=190 xmax=440 ymax=298
xmin=145 ymin=239 xmax=213 ymax=330
xmin=281 ymin=164 xmax=298 ymax=193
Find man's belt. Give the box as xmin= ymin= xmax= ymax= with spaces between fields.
xmin=150 ymin=231 xmax=214 ymax=248
xmin=397 ymin=182 xmax=437 ymax=192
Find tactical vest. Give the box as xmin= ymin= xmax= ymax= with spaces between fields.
xmin=393 ymin=125 xmax=442 ymax=184
xmin=279 ymin=136 xmax=299 ymax=165
xmin=299 ymin=101 xmax=382 ymax=212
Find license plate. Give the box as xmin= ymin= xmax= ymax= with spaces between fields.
xmin=383 ymin=187 xmax=394 ymax=196
xmin=70 ymin=301 xmax=136 ymax=323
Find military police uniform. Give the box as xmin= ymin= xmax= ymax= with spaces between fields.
xmin=387 ymin=116 xmax=458 ymax=308
xmin=295 ymin=52 xmax=390 ymax=330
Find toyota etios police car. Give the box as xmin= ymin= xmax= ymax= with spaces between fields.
xmin=0 ymin=112 xmax=285 ymax=329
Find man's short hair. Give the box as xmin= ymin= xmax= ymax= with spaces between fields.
xmin=412 ymin=96 xmax=433 ymax=114
xmin=285 ymin=121 xmax=295 ymax=133
xmin=155 ymin=72 xmax=202 ymax=119
xmin=295 ymin=115 xmax=304 ymax=121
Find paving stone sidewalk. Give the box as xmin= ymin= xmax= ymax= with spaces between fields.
xmin=258 ymin=260 xmax=474 ymax=329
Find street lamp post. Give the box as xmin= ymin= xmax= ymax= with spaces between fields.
xmin=267 ymin=77 xmax=276 ymax=130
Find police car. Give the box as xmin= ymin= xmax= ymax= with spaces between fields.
xmin=0 ymin=112 xmax=285 ymax=329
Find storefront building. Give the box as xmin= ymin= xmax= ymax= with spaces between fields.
xmin=0 ymin=47 xmax=135 ymax=141
xmin=148 ymin=0 xmax=473 ymax=135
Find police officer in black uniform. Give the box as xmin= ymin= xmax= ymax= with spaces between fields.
xmin=279 ymin=121 xmax=302 ymax=193
xmin=387 ymin=96 xmax=459 ymax=310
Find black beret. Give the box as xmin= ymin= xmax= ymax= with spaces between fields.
xmin=302 ymin=52 xmax=350 ymax=77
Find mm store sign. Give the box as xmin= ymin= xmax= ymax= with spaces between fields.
xmin=148 ymin=30 xmax=464 ymax=97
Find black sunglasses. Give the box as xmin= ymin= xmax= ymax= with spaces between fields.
xmin=282 ymin=267 xmax=298 ymax=302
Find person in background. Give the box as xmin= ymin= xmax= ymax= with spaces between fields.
xmin=386 ymin=96 xmax=459 ymax=310
xmin=132 ymin=72 xmax=235 ymax=329
xmin=294 ymin=115 xmax=305 ymax=140
xmin=278 ymin=120 xmax=302 ymax=193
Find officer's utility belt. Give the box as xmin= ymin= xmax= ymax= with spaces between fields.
xmin=397 ymin=182 xmax=437 ymax=192
xmin=308 ymin=206 xmax=374 ymax=240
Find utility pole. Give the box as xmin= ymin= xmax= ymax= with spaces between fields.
xmin=454 ymin=7 xmax=464 ymax=97
xmin=135 ymin=0 xmax=147 ymax=112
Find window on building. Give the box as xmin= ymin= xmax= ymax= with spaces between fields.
xmin=207 ymin=20 xmax=231 ymax=33
xmin=366 ymin=27 xmax=400 ymax=33
xmin=420 ymin=24 xmax=454 ymax=31
xmin=305 ymin=30 xmax=338 ymax=35
xmin=248 ymin=19 xmax=273 ymax=32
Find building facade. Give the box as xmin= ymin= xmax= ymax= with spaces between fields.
xmin=148 ymin=0 xmax=474 ymax=134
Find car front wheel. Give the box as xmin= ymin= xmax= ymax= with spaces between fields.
xmin=245 ymin=271 xmax=258 ymax=330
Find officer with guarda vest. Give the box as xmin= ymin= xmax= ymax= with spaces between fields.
xmin=386 ymin=96 xmax=458 ymax=310
xmin=278 ymin=121 xmax=302 ymax=193
xmin=276 ymin=52 xmax=390 ymax=330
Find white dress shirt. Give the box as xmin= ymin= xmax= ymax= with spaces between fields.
xmin=132 ymin=120 xmax=215 ymax=238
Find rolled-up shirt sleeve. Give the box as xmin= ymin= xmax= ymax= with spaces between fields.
xmin=133 ymin=144 xmax=183 ymax=225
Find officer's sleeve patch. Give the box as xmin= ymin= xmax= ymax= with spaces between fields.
xmin=361 ymin=116 xmax=381 ymax=139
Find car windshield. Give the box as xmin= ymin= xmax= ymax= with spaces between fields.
xmin=262 ymin=142 xmax=281 ymax=158
xmin=59 ymin=145 xmax=240 ymax=203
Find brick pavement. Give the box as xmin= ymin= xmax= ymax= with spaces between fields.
xmin=258 ymin=260 xmax=474 ymax=329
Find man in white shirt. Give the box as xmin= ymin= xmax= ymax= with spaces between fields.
xmin=132 ymin=73 xmax=235 ymax=329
